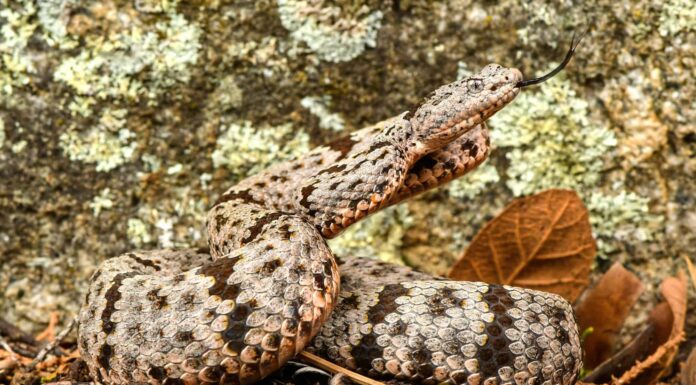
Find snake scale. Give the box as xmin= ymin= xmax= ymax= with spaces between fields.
xmin=78 ymin=41 xmax=584 ymax=385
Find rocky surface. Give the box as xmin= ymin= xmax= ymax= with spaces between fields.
xmin=0 ymin=0 xmax=693 ymax=353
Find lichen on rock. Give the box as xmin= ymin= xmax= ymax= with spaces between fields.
xmin=0 ymin=1 xmax=38 ymax=96
xmin=277 ymin=0 xmax=383 ymax=63
xmin=212 ymin=121 xmax=310 ymax=181
xmin=328 ymin=205 xmax=413 ymax=266
xmin=489 ymin=73 xmax=659 ymax=256
xmin=58 ymin=108 xmax=137 ymax=172
xmin=53 ymin=7 xmax=201 ymax=102
xmin=448 ymin=161 xmax=500 ymax=200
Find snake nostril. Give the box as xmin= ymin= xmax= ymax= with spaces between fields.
xmin=490 ymin=86 xmax=498 ymax=91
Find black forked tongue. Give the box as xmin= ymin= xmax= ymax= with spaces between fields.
xmin=516 ymin=30 xmax=585 ymax=88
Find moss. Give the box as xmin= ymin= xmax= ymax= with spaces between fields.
xmin=328 ymin=205 xmax=412 ymax=265
xmin=301 ymin=96 xmax=345 ymax=131
xmin=212 ymin=121 xmax=310 ymax=181
xmin=277 ymin=0 xmax=383 ymax=63
xmin=59 ymin=109 xmax=137 ymax=172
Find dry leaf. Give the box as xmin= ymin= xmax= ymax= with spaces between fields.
xmin=583 ymin=272 xmax=688 ymax=385
xmin=681 ymin=346 xmax=696 ymax=385
xmin=35 ymin=312 xmax=59 ymax=342
xmin=449 ymin=189 xmax=595 ymax=301
xmin=575 ymin=262 xmax=644 ymax=368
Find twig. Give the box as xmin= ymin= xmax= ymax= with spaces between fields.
xmin=299 ymin=351 xmax=386 ymax=385
xmin=683 ymin=255 xmax=696 ymax=290
xmin=611 ymin=332 xmax=684 ymax=385
xmin=0 ymin=317 xmax=40 ymax=347
xmin=31 ymin=316 xmax=77 ymax=368
xmin=36 ymin=312 xmax=60 ymax=342
xmin=0 ymin=336 xmax=18 ymax=362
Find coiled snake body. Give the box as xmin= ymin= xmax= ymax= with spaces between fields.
xmin=79 ymin=64 xmax=582 ymax=385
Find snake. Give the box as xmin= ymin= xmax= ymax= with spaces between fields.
xmin=78 ymin=38 xmax=584 ymax=385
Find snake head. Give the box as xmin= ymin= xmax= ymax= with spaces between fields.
xmin=407 ymin=64 xmax=522 ymax=152
xmin=408 ymin=32 xmax=581 ymax=154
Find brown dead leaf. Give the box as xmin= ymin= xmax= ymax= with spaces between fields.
xmin=583 ymin=271 xmax=688 ymax=385
xmin=448 ymin=189 xmax=595 ymax=301
xmin=682 ymin=346 xmax=696 ymax=385
xmin=575 ymin=262 xmax=644 ymax=368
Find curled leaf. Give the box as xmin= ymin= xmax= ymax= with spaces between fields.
xmin=583 ymin=271 xmax=688 ymax=385
xmin=575 ymin=262 xmax=644 ymax=368
xmin=449 ymin=189 xmax=595 ymax=301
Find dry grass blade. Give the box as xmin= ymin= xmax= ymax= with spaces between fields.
xmin=35 ymin=312 xmax=60 ymax=342
xmin=684 ymin=255 xmax=696 ymax=290
xmin=299 ymin=351 xmax=386 ymax=385
xmin=612 ymin=333 xmax=684 ymax=385
xmin=575 ymin=262 xmax=644 ymax=368
xmin=449 ymin=189 xmax=595 ymax=301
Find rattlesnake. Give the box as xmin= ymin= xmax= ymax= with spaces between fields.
xmin=78 ymin=42 xmax=583 ymax=385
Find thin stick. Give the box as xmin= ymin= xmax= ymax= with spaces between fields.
xmin=683 ymin=255 xmax=696 ymax=290
xmin=0 ymin=317 xmax=40 ymax=347
xmin=299 ymin=351 xmax=386 ymax=385
xmin=612 ymin=332 xmax=684 ymax=385
xmin=36 ymin=312 xmax=60 ymax=342
xmin=0 ymin=336 xmax=17 ymax=362
xmin=31 ymin=316 xmax=77 ymax=367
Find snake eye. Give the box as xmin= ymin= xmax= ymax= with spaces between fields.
xmin=467 ymin=78 xmax=484 ymax=92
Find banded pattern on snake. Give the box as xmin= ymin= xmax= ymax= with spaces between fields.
xmin=78 ymin=62 xmax=582 ymax=385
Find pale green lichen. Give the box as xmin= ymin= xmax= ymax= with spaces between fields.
xmin=489 ymin=73 xmax=657 ymax=256
xmin=0 ymin=1 xmax=38 ymax=96
xmin=209 ymin=75 xmax=244 ymax=112
xmin=89 ymin=188 xmax=114 ymax=217
xmin=212 ymin=121 xmax=310 ymax=181
xmin=36 ymin=0 xmax=79 ymax=49
xmin=448 ymin=161 xmax=500 ymax=200
xmin=658 ymin=0 xmax=696 ymax=36
xmin=127 ymin=218 xmax=152 ymax=247
xmin=301 ymin=96 xmax=345 ymax=131
xmin=59 ymin=109 xmax=137 ymax=172
xmin=11 ymin=139 xmax=27 ymax=154
xmin=54 ymin=11 xmax=201 ymax=102
xmin=328 ymin=205 xmax=412 ymax=265
xmin=277 ymin=0 xmax=383 ymax=63
xmin=586 ymin=190 xmax=656 ymax=254
xmin=155 ymin=216 xmax=176 ymax=248
xmin=0 ymin=117 xmax=5 ymax=149
xmin=492 ymin=75 xmax=617 ymax=195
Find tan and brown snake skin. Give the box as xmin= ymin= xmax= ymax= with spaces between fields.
xmin=78 ymin=64 xmax=582 ymax=385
